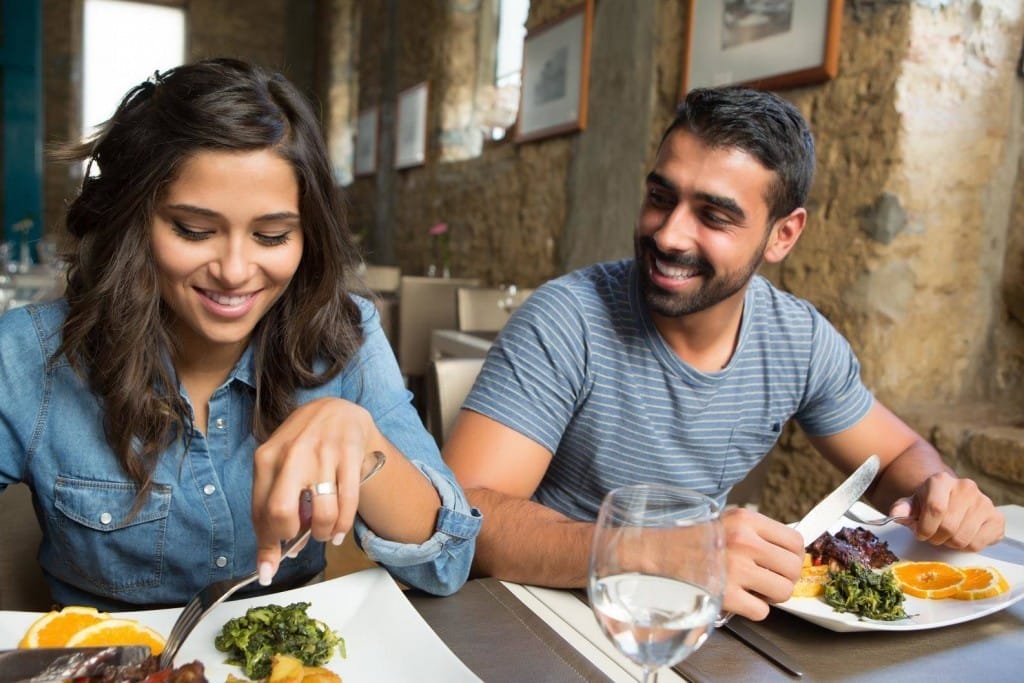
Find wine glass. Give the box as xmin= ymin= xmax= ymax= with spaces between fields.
xmin=588 ymin=484 xmax=725 ymax=683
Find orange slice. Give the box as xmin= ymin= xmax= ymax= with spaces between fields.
xmin=18 ymin=606 xmax=110 ymax=648
xmin=891 ymin=561 xmax=966 ymax=599
xmin=65 ymin=618 xmax=166 ymax=656
xmin=953 ymin=566 xmax=1010 ymax=600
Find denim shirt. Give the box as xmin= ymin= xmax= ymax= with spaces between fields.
xmin=0 ymin=297 xmax=480 ymax=609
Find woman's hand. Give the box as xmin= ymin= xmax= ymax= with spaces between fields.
xmin=251 ymin=397 xmax=387 ymax=585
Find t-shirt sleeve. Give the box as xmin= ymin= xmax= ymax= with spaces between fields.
xmin=462 ymin=282 xmax=590 ymax=454
xmin=794 ymin=309 xmax=875 ymax=436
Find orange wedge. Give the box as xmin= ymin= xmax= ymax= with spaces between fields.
xmin=953 ymin=566 xmax=1010 ymax=600
xmin=18 ymin=606 xmax=110 ymax=648
xmin=891 ymin=561 xmax=966 ymax=599
xmin=65 ymin=618 xmax=166 ymax=656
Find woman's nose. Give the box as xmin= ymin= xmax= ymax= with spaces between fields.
xmin=209 ymin=241 xmax=253 ymax=286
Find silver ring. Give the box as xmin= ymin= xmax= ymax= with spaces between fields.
xmin=312 ymin=481 xmax=338 ymax=496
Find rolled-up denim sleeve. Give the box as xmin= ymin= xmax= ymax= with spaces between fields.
xmin=341 ymin=297 xmax=481 ymax=595
xmin=353 ymin=462 xmax=481 ymax=595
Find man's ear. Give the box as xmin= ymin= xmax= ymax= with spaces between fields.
xmin=763 ymin=207 xmax=806 ymax=264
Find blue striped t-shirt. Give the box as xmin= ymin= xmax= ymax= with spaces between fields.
xmin=463 ymin=259 xmax=874 ymax=520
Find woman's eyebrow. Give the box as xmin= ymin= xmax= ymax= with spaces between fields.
xmin=164 ymin=204 xmax=299 ymax=223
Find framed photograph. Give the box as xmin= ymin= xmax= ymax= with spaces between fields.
xmin=516 ymin=0 xmax=593 ymax=143
xmin=682 ymin=0 xmax=843 ymax=93
xmin=354 ymin=106 xmax=378 ymax=176
xmin=395 ymin=82 xmax=428 ymax=169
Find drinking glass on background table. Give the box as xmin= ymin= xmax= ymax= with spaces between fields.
xmin=588 ymin=485 xmax=725 ymax=683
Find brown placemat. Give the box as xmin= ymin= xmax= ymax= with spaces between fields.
xmin=681 ymin=599 xmax=1024 ymax=682
xmin=408 ymin=579 xmax=615 ymax=682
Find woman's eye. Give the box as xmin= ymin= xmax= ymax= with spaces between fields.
xmin=171 ymin=221 xmax=211 ymax=241
xmin=255 ymin=232 xmax=292 ymax=246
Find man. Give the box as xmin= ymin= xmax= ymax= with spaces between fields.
xmin=443 ymin=87 xmax=1006 ymax=620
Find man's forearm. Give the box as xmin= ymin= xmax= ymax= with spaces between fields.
xmin=467 ymin=487 xmax=594 ymax=587
xmin=871 ymin=437 xmax=955 ymax=509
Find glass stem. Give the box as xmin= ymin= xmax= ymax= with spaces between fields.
xmin=640 ymin=666 xmax=658 ymax=683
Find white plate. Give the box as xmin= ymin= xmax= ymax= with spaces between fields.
xmin=776 ymin=502 xmax=1024 ymax=632
xmin=0 ymin=567 xmax=482 ymax=681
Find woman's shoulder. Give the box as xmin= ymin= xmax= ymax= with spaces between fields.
xmin=0 ymin=300 xmax=68 ymax=356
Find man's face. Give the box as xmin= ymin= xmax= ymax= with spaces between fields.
xmin=635 ymin=130 xmax=777 ymax=318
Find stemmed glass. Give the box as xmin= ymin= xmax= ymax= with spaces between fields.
xmin=588 ymin=484 xmax=725 ymax=683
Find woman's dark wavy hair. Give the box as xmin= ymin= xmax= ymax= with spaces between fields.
xmin=665 ymin=87 xmax=816 ymax=223
xmin=54 ymin=58 xmax=364 ymax=498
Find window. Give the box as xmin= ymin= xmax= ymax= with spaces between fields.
xmin=82 ymin=0 xmax=186 ymax=134
xmin=488 ymin=0 xmax=529 ymax=140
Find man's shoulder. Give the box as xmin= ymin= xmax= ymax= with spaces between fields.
xmin=537 ymin=259 xmax=632 ymax=303
xmin=749 ymin=275 xmax=820 ymax=324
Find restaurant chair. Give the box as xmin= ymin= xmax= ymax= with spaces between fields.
xmin=396 ymin=276 xmax=479 ymax=412
xmin=0 ymin=483 xmax=53 ymax=611
xmin=349 ymin=264 xmax=402 ymax=348
xmin=456 ymin=286 xmax=535 ymax=332
xmin=425 ymin=357 xmax=485 ymax=445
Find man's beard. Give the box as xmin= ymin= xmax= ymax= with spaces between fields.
xmin=634 ymin=233 xmax=766 ymax=318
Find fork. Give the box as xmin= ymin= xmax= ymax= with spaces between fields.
xmin=844 ymin=510 xmax=911 ymax=526
xmin=157 ymin=526 xmax=311 ymax=670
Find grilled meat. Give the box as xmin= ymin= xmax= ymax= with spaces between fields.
xmin=85 ymin=659 xmax=207 ymax=683
xmin=807 ymin=526 xmax=899 ymax=571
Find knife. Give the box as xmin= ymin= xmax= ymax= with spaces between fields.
xmin=0 ymin=646 xmax=152 ymax=683
xmin=722 ymin=618 xmax=804 ymax=678
xmin=794 ymin=454 xmax=880 ymax=546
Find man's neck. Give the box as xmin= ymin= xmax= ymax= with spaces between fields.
xmin=649 ymin=287 xmax=748 ymax=372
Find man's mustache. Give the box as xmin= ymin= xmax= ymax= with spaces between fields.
xmin=639 ymin=237 xmax=713 ymax=277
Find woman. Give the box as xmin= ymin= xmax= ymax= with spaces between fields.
xmin=0 ymin=58 xmax=479 ymax=609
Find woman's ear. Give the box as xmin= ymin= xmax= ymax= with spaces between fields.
xmin=763 ymin=207 xmax=807 ymax=264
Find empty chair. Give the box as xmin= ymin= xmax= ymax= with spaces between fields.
xmin=425 ymin=357 xmax=485 ymax=445
xmin=456 ymin=286 xmax=535 ymax=332
xmin=397 ymin=276 xmax=480 ymax=380
xmin=0 ymin=483 xmax=52 ymax=611
xmin=350 ymin=264 xmax=402 ymax=347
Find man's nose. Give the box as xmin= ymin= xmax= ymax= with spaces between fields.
xmin=655 ymin=205 xmax=699 ymax=252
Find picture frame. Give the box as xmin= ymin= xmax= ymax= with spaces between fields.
xmin=395 ymin=82 xmax=428 ymax=169
xmin=515 ymin=0 xmax=593 ymax=143
xmin=682 ymin=0 xmax=843 ymax=94
xmin=354 ymin=106 xmax=378 ymax=176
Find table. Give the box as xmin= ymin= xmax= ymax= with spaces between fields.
xmin=410 ymin=505 xmax=1024 ymax=683
xmin=430 ymin=329 xmax=497 ymax=360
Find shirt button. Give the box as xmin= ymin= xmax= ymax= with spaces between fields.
xmin=99 ymin=512 xmax=112 ymax=525
xmin=215 ymin=418 xmax=226 ymax=429
xmin=215 ymin=556 xmax=228 ymax=568
xmin=203 ymin=484 xmax=216 ymax=495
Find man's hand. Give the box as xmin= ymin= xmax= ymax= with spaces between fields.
xmin=720 ymin=507 xmax=805 ymax=621
xmin=888 ymin=471 xmax=1005 ymax=551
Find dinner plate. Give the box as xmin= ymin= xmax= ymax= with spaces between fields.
xmin=776 ymin=502 xmax=1024 ymax=632
xmin=0 ymin=567 xmax=482 ymax=681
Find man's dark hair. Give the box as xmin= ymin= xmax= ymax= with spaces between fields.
xmin=664 ymin=87 xmax=815 ymax=222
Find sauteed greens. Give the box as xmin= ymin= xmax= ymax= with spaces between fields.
xmin=214 ymin=601 xmax=344 ymax=678
xmin=824 ymin=562 xmax=908 ymax=621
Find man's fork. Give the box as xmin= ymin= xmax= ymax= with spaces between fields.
xmin=843 ymin=510 xmax=911 ymax=526
xmin=157 ymin=526 xmax=312 ymax=670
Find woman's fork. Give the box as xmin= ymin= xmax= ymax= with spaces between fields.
xmin=157 ymin=526 xmax=311 ymax=670
xmin=844 ymin=510 xmax=911 ymax=526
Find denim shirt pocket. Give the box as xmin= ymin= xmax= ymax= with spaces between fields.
xmin=52 ymin=476 xmax=172 ymax=594
xmin=724 ymin=425 xmax=780 ymax=491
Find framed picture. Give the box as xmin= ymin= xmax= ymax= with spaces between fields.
xmin=682 ymin=0 xmax=843 ymax=93
xmin=516 ymin=0 xmax=593 ymax=143
xmin=354 ymin=106 xmax=378 ymax=176
xmin=395 ymin=82 xmax=428 ymax=169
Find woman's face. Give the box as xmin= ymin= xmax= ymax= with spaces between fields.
xmin=151 ymin=149 xmax=303 ymax=364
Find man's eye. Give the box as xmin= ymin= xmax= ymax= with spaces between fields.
xmin=646 ymin=189 xmax=674 ymax=208
xmin=171 ymin=221 xmax=211 ymax=240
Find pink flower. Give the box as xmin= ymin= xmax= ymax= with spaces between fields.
xmin=429 ymin=222 xmax=449 ymax=236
